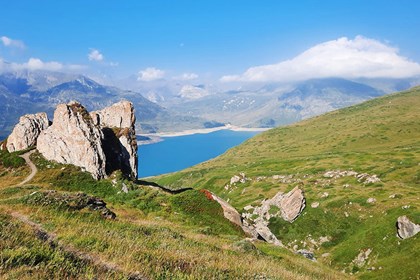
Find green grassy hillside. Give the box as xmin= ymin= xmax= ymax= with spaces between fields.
xmin=0 ymin=87 xmax=418 ymax=279
xmin=156 ymin=86 xmax=420 ymax=279
xmin=0 ymin=146 xmax=344 ymax=277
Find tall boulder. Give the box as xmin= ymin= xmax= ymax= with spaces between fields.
xmin=6 ymin=113 xmax=49 ymax=152
xmin=90 ymin=101 xmax=138 ymax=179
xmin=280 ymin=187 xmax=306 ymax=222
xmin=37 ymin=102 xmax=107 ymax=180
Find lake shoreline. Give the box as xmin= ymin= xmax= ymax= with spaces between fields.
xmin=137 ymin=129 xmax=262 ymax=177
xmin=139 ymin=125 xmax=268 ymax=138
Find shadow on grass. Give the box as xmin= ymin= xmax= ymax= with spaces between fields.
xmin=135 ymin=179 xmax=193 ymax=194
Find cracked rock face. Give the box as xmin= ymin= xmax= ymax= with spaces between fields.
xmin=36 ymin=101 xmax=138 ymax=180
xmin=280 ymin=187 xmax=306 ymax=222
xmin=37 ymin=102 xmax=107 ymax=180
xmin=397 ymin=215 xmax=420 ymax=239
xmin=6 ymin=113 xmax=50 ymax=152
xmin=91 ymin=101 xmax=138 ymax=179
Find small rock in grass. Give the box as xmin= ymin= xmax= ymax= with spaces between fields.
xmin=311 ymin=202 xmax=319 ymax=208
xmin=367 ymin=197 xmax=376 ymax=204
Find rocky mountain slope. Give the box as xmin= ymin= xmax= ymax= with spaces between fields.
xmin=155 ymin=86 xmax=420 ymax=279
xmin=0 ymin=71 xmax=209 ymax=137
xmin=165 ymin=78 xmax=387 ymax=128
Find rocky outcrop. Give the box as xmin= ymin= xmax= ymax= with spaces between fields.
xmin=352 ymin=248 xmax=372 ymax=268
xmin=91 ymin=101 xmax=138 ymax=179
xmin=6 ymin=113 xmax=49 ymax=152
xmin=397 ymin=215 xmax=420 ymax=239
xmin=241 ymin=187 xmax=306 ymax=246
xmin=35 ymin=101 xmax=138 ymax=180
xmin=210 ymin=192 xmax=242 ymax=227
xmin=279 ymin=187 xmax=306 ymax=222
xmin=37 ymin=102 xmax=107 ymax=180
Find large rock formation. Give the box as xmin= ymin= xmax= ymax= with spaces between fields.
xmin=37 ymin=102 xmax=107 ymax=180
xmin=6 ymin=113 xmax=49 ymax=152
xmin=35 ymin=101 xmax=138 ymax=180
xmin=90 ymin=101 xmax=138 ymax=179
xmin=241 ymin=187 xmax=306 ymax=245
xmin=397 ymin=215 xmax=420 ymax=239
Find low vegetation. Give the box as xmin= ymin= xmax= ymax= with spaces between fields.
xmin=1 ymin=87 xmax=419 ymax=279
xmin=156 ymin=86 xmax=420 ymax=279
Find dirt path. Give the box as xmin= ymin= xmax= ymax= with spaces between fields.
xmin=10 ymin=211 xmax=148 ymax=280
xmin=18 ymin=150 xmax=37 ymax=186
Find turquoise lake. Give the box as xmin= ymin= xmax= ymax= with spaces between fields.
xmin=137 ymin=130 xmax=261 ymax=178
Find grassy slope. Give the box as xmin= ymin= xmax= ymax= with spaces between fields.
xmin=155 ymin=87 xmax=420 ymax=279
xmin=0 ymin=147 xmax=343 ymax=277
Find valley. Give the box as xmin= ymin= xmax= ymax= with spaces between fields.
xmin=0 ymin=86 xmax=418 ymax=279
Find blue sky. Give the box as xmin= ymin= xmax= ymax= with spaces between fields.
xmin=1 ymin=0 xmax=420 ymax=82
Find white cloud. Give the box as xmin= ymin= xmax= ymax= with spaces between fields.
xmin=174 ymin=72 xmax=198 ymax=80
xmin=88 ymin=49 xmax=104 ymax=61
xmin=221 ymin=36 xmax=420 ymax=83
xmin=137 ymin=67 xmax=165 ymax=81
xmin=0 ymin=57 xmax=66 ymax=72
xmin=0 ymin=36 xmax=25 ymax=49
xmin=23 ymin=58 xmax=63 ymax=71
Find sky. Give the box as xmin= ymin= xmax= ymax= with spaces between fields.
xmin=1 ymin=0 xmax=420 ymax=83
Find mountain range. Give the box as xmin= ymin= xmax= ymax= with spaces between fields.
xmin=1 ymin=70 xmax=418 ymax=139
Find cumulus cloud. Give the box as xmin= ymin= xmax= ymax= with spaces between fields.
xmin=0 ymin=36 xmax=25 ymax=49
xmin=137 ymin=67 xmax=165 ymax=81
xmin=174 ymin=72 xmax=198 ymax=80
xmin=0 ymin=57 xmax=70 ymax=72
xmin=23 ymin=58 xmax=63 ymax=71
xmin=221 ymin=36 xmax=420 ymax=83
xmin=88 ymin=49 xmax=104 ymax=61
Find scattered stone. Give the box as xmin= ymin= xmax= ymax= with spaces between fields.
xmin=320 ymin=192 xmax=329 ymax=198
xmin=402 ymin=205 xmax=410 ymax=209
xmin=357 ymin=173 xmax=381 ymax=184
xmin=229 ymin=172 xmax=248 ymax=184
xmin=389 ymin=194 xmax=402 ymax=199
xmin=353 ymin=248 xmax=372 ymax=268
xmin=243 ymin=205 xmax=254 ymax=211
xmin=323 ymin=170 xmax=358 ymax=179
xmin=6 ymin=112 xmax=50 ymax=152
xmin=297 ymin=249 xmax=316 ymax=261
xmin=367 ymin=197 xmax=376 ymax=204
xmin=24 ymin=190 xmax=116 ymax=219
xmin=322 ymin=170 xmax=380 ymax=184
xmin=344 ymin=212 xmax=349 ymax=217
xmin=311 ymin=202 xmax=319 ymax=208
xmin=396 ymin=215 xmax=420 ymax=239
